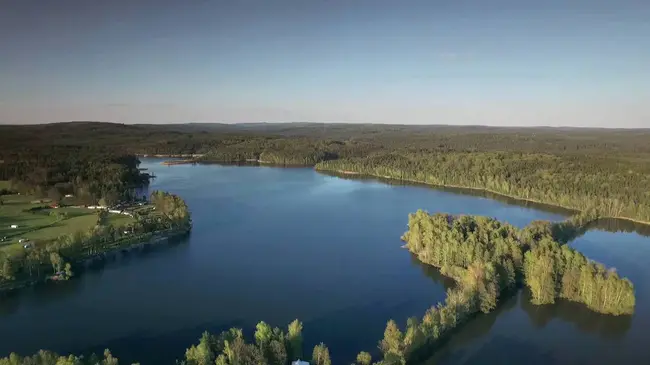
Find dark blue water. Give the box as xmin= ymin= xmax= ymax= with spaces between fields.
xmin=0 ymin=159 xmax=648 ymax=364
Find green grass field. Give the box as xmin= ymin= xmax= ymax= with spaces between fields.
xmin=0 ymin=194 xmax=134 ymax=255
xmin=0 ymin=180 xmax=10 ymax=190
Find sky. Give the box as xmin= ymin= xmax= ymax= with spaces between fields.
xmin=1 ymin=0 xmax=649 ymax=127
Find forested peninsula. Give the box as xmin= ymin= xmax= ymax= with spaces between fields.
xmin=315 ymin=152 xmax=650 ymax=225
xmin=0 ymin=144 xmax=192 ymax=292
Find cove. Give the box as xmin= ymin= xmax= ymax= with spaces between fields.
xmin=0 ymin=159 xmax=648 ymax=364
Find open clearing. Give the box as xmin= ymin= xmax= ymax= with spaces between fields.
xmin=0 ymin=194 xmax=134 ymax=255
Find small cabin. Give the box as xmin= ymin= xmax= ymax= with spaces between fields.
xmin=10 ymin=224 xmax=18 ymax=229
xmin=292 ymin=361 xmax=310 ymax=365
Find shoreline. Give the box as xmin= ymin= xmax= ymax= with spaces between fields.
xmin=138 ymin=154 xmax=204 ymax=158
xmin=161 ymin=159 xmax=197 ymax=165
xmin=0 ymin=227 xmax=190 ymax=295
xmin=158 ymin=158 xmax=314 ymax=168
xmin=144 ymin=159 xmax=650 ymax=227
xmin=152 ymin=159 xmax=650 ymax=227
xmin=316 ymin=168 xmax=650 ymax=227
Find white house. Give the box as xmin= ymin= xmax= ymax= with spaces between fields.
xmin=292 ymin=361 xmax=310 ymax=365
xmin=10 ymin=224 xmax=18 ymax=229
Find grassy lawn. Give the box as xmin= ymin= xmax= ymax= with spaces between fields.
xmin=0 ymin=180 xmax=10 ymax=190
xmin=0 ymin=194 xmax=134 ymax=255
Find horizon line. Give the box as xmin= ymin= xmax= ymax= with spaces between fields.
xmin=1 ymin=120 xmax=649 ymax=131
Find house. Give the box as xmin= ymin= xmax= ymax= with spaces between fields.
xmin=292 ymin=361 xmax=310 ymax=365
xmin=10 ymin=224 xmax=18 ymax=229
xmin=64 ymin=194 xmax=74 ymax=198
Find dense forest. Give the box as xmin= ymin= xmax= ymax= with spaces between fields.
xmin=3 ymin=122 xmax=650 ymax=156
xmin=4 ymin=122 xmax=648 ymax=222
xmin=0 ymin=148 xmax=149 ymax=206
xmin=316 ymin=152 xmax=650 ymax=223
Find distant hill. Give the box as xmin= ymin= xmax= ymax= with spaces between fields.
xmin=2 ymin=121 xmax=650 ymax=156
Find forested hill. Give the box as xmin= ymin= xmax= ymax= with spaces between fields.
xmin=2 ymin=121 xmax=650 ymax=156
xmin=2 ymin=121 xmax=650 ymax=222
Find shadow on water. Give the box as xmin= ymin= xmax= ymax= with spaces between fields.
xmin=75 ymin=319 xmax=246 ymax=365
xmin=426 ymin=334 xmax=561 ymax=365
xmin=519 ymin=289 xmax=632 ymax=339
xmin=0 ymin=236 xmax=191 ymax=317
xmin=420 ymin=290 xmax=521 ymax=365
xmin=418 ymin=289 xmax=624 ymax=365
xmin=583 ymin=218 xmax=650 ymax=238
xmin=303 ymin=299 xmax=424 ymax=364
xmin=299 ymin=255 xmax=455 ymax=364
xmin=409 ymin=254 xmax=456 ymax=291
xmin=410 ymin=259 xmax=632 ymax=365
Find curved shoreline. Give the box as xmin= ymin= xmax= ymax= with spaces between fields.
xmin=0 ymin=227 xmax=190 ymax=295
xmin=316 ymin=168 xmax=650 ymax=227
xmin=150 ymin=158 xmax=650 ymax=227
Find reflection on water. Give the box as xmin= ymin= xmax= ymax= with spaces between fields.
xmin=322 ymin=171 xmax=650 ymax=239
xmin=410 ymin=254 xmax=456 ymax=291
xmin=0 ymin=239 xmax=190 ymax=315
xmin=317 ymin=171 xmax=577 ymax=217
xmin=518 ymin=289 xmax=632 ymax=339
xmin=585 ymin=218 xmax=650 ymax=238
xmin=423 ymin=292 xmax=521 ymax=365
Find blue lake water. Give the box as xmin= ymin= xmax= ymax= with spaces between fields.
xmin=0 ymin=159 xmax=648 ymax=364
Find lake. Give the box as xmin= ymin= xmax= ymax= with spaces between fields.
xmin=0 ymin=159 xmax=648 ymax=364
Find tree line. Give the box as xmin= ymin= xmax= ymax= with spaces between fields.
xmin=4 ymin=122 xmax=650 ymax=157
xmin=0 ymin=320 xmax=365 ymax=365
xmin=0 ymin=349 xmax=128 ymax=365
xmin=315 ymin=151 xmax=650 ymax=224
xmin=0 ymin=148 xmax=149 ymax=207
xmin=0 ymin=191 xmax=191 ymax=291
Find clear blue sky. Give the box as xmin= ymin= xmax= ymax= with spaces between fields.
xmin=1 ymin=0 xmax=649 ymax=127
